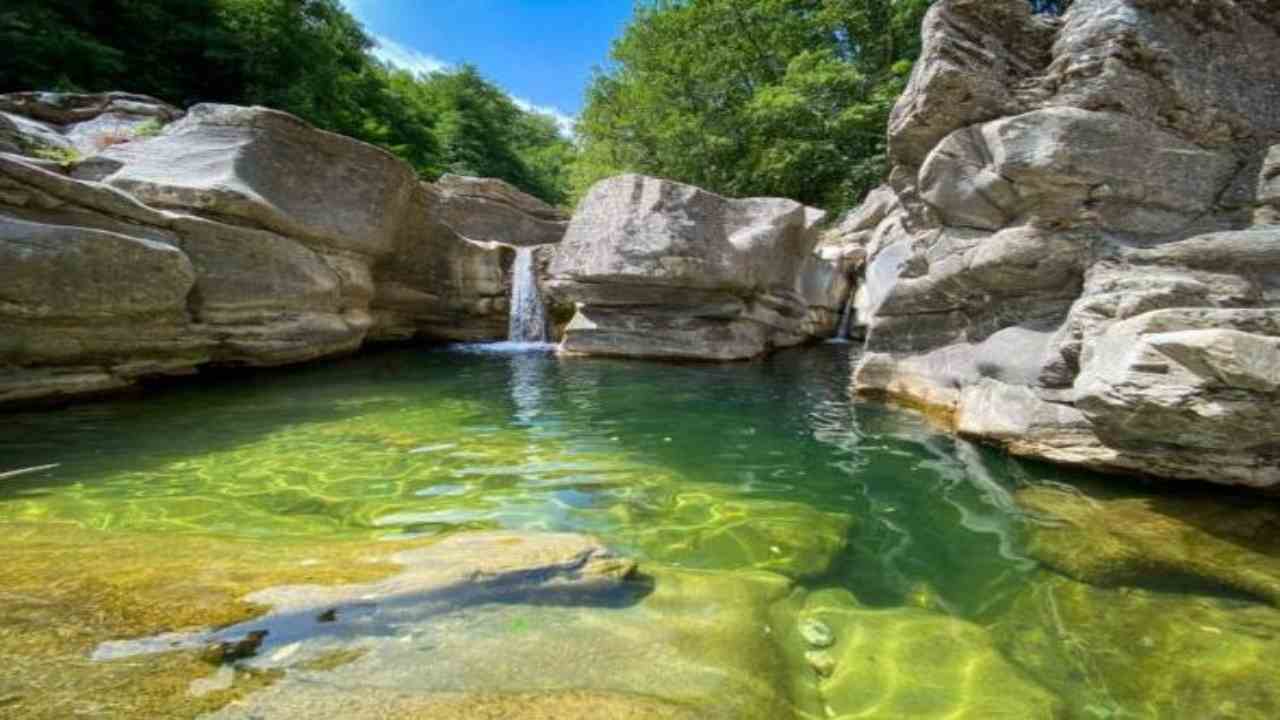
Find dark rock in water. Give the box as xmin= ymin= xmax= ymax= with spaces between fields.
xmin=201 ymin=630 xmax=269 ymax=665
xmin=837 ymin=0 xmax=1280 ymax=489
xmin=1016 ymin=484 xmax=1280 ymax=606
xmin=125 ymin=536 xmax=802 ymax=720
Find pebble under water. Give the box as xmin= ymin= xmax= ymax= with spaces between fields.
xmin=1 ymin=343 xmax=1278 ymax=719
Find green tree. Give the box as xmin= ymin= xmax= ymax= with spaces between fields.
xmin=418 ymin=65 xmax=573 ymax=206
xmin=0 ymin=0 xmax=574 ymax=205
xmin=511 ymin=111 xmax=576 ymax=207
xmin=574 ymin=0 xmax=932 ymax=213
xmin=0 ymin=0 xmax=236 ymax=101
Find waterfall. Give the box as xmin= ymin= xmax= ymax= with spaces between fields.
xmin=831 ymin=287 xmax=857 ymax=343
xmin=507 ymin=247 xmax=548 ymax=343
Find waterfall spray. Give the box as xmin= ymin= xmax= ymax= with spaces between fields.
xmin=833 ymin=289 xmax=857 ymax=342
xmin=508 ymin=247 xmax=548 ymax=343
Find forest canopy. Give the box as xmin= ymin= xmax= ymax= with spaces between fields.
xmin=573 ymin=0 xmax=934 ymax=213
xmin=2 ymin=0 xmax=1070 ymax=213
xmin=0 ymin=0 xmax=575 ymax=206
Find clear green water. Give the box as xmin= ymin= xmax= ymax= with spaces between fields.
xmin=0 ymin=345 xmax=1031 ymax=609
xmin=2 ymin=343 xmax=1277 ymax=719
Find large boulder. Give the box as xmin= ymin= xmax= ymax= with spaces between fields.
xmin=0 ymin=91 xmax=182 ymax=158
xmin=0 ymin=92 xmax=567 ymax=406
xmin=0 ymin=215 xmax=207 ymax=404
xmin=93 ymin=104 xmax=415 ymax=259
xmin=849 ymin=0 xmax=1280 ymax=488
xmin=432 ymin=174 xmax=568 ymax=247
xmin=547 ymin=174 xmax=826 ymax=360
xmin=369 ymin=177 xmax=568 ymax=342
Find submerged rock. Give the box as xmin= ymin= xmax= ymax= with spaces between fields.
xmin=93 ymin=532 xmax=638 ymax=662
xmin=803 ymin=650 xmax=837 ymax=678
xmin=199 ymin=562 xmax=800 ymax=720
xmin=798 ymin=618 xmax=835 ymax=648
xmin=1015 ymin=485 xmax=1280 ymax=606
xmin=993 ymin=572 xmax=1280 ymax=719
xmin=211 ymin=687 xmax=704 ymax=720
xmin=844 ymin=0 xmax=1280 ymax=488
xmin=773 ymin=588 xmax=1062 ymax=720
xmin=0 ymin=521 xmax=433 ymax=719
xmin=547 ymin=174 xmax=827 ymax=360
xmin=607 ymin=490 xmax=853 ymax=579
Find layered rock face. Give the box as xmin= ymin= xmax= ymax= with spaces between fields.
xmin=0 ymin=91 xmax=182 ymax=158
xmin=547 ymin=175 xmax=829 ymax=360
xmin=844 ymin=0 xmax=1280 ymax=488
xmin=0 ymin=93 xmax=566 ymax=405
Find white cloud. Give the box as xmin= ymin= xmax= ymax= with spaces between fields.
xmin=338 ymin=0 xmax=369 ymax=21
xmin=370 ymin=34 xmax=450 ymax=77
xmin=510 ymin=97 xmax=578 ymax=139
xmin=341 ymin=2 xmax=577 ymax=139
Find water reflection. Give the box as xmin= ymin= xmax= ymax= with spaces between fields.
xmin=4 ymin=342 xmax=1280 ymax=718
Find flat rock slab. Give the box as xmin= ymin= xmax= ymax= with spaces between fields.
xmin=208 ymin=687 xmax=702 ymax=720
xmin=95 ymin=533 xmax=799 ymax=719
xmin=993 ymin=572 xmax=1280 ymax=719
xmin=773 ymin=589 xmax=1062 ymax=720
xmin=1016 ymin=485 xmax=1280 ymax=606
xmin=95 ymin=531 xmax=636 ymax=662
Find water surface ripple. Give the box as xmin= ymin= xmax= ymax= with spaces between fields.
xmin=2 ymin=343 xmax=1276 ymax=719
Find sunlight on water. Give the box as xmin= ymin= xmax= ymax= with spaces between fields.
xmin=2 ymin=343 xmax=1278 ymax=719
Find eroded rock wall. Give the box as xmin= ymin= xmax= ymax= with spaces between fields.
xmin=546 ymin=175 xmax=828 ymax=360
xmin=0 ymin=93 xmax=567 ymax=405
xmin=846 ymin=0 xmax=1280 ymax=488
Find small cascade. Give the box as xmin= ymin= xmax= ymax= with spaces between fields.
xmin=507 ymin=246 xmax=548 ymax=343
xmin=831 ymin=288 xmax=857 ymax=343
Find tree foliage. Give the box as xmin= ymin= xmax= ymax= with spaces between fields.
xmin=2 ymin=0 xmax=1069 ymax=212
xmin=0 ymin=0 xmax=573 ymax=206
xmin=574 ymin=0 xmax=932 ymax=213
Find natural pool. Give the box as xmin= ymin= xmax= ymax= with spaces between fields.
xmin=2 ymin=343 xmax=1279 ymax=719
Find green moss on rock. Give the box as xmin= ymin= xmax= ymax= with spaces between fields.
xmin=609 ymin=491 xmax=853 ymax=578
xmin=1016 ymin=485 xmax=1280 ymax=605
xmin=771 ymin=588 xmax=1063 ymax=720
xmin=992 ymin=572 xmax=1280 ymax=719
xmin=0 ymin=521 xmax=434 ymax=719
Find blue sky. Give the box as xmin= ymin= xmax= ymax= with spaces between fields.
xmin=340 ymin=1 xmax=635 ymax=134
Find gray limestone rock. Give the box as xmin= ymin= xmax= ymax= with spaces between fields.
xmin=0 ymin=93 xmax=567 ymax=405
xmin=548 ymin=174 xmax=825 ymax=360
xmin=851 ymin=0 xmax=1280 ymax=488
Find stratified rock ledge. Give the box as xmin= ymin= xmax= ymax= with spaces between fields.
xmin=0 ymin=93 xmax=568 ymax=405
xmin=840 ymin=0 xmax=1280 ymax=489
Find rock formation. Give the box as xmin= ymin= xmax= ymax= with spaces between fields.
xmin=0 ymin=93 xmax=567 ymax=405
xmin=546 ymin=174 xmax=830 ymax=360
xmin=839 ymin=0 xmax=1280 ymax=488
xmin=0 ymin=91 xmax=182 ymax=158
